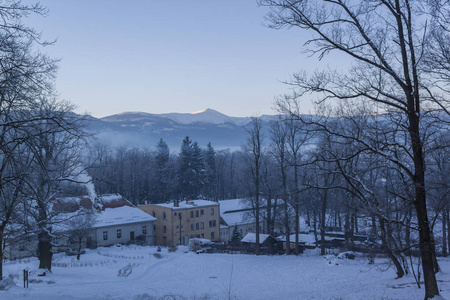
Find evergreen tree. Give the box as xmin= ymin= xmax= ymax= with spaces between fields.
xmin=153 ymin=138 xmax=170 ymax=203
xmin=231 ymin=225 xmax=242 ymax=246
xmin=204 ymin=142 xmax=217 ymax=201
xmin=178 ymin=137 xmax=205 ymax=200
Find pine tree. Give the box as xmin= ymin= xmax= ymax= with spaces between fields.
xmin=153 ymin=138 xmax=170 ymax=203
xmin=178 ymin=137 xmax=205 ymax=200
xmin=204 ymin=142 xmax=217 ymax=201
xmin=231 ymin=225 xmax=242 ymax=246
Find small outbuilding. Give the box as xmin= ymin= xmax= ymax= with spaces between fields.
xmin=241 ymin=233 xmax=281 ymax=254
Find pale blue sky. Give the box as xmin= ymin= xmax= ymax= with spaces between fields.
xmin=27 ymin=1 xmax=321 ymax=118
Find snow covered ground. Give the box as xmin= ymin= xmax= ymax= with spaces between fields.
xmin=1 ymin=245 xmax=450 ymax=300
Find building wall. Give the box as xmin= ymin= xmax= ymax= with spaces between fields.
xmin=220 ymin=222 xmax=259 ymax=243
xmin=93 ymin=221 xmax=155 ymax=247
xmin=139 ymin=203 xmax=220 ymax=247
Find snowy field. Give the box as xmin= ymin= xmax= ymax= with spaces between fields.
xmin=1 ymin=245 xmax=450 ymax=300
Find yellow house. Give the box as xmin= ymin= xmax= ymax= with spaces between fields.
xmin=138 ymin=200 xmax=220 ymax=247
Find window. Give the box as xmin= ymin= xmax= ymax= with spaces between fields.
xmin=152 ymin=211 xmax=156 ymax=217
xmin=211 ymin=232 xmax=215 ymax=240
xmin=201 ymin=222 xmax=204 ymax=229
xmin=174 ymin=212 xmax=177 ymax=216
xmin=178 ymin=213 xmax=182 ymax=220
xmin=163 ymin=237 xmax=167 ymax=245
xmin=19 ymin=245 xmax=25 ymax=251
xmin=190 ymin=211 xmax=194 ymax=218
xmin=209 ymin=221 xmax=212 ymax=227
xmin=213 ymin=220 xmax=216 ymax=227
xmin=209 ymin=220 xmax=216 ymax=228
xmin=142 ymin=226 xmax=147 ymax=234
xmin=117 ymin=229 xmax=122 ymax=239
xmin=103 ymin=231 xmax=108 ymax=240
xmin=211 ymin=208 xmax=214 ymax=215
xmin=201 ymin=209 xmax=204 ymax=215
xmin=195 ymin=210 xmax=199 ymax=217
xmin=191 ymin=224 xmax=194 ymax=230
xmin=163 ymin=212 xmax=166 ymax=220
xmin=196 ymin=223 xmax=199 ymax=230
xmin=163 ymin=226 xmax=167 ymax=233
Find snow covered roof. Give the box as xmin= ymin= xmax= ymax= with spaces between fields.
xmin=219 ymin=199 xmax=255 ymax=226
xmin=241 ymin=233 xmax=273 ymax=244
xmin=54 ymin=194 xmax=156 ymax=229
xmin=94 ymin=205 xmax=156 ymax=228
xmin=154 ymin=200 xmax=219 ymax=210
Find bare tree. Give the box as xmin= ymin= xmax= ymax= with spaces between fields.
xmin=0 ymin=0 xmax=57 ymax=280
xmin=242 ymin=117 xmax=264 ymax=255
xmin=22 ymin=99 xmax=88 ymax=272
xmin=260 ymin=0 xmax=450 ymax=297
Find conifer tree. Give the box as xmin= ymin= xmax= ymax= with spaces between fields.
xmin=153 ymin=138 xmax=170 ymax=203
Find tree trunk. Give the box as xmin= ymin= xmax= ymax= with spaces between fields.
xmin=38 ymin=231 xmax=53 ymax=272
xmin=379 ymin=217 xmax=404 ymax=278
xmin=285 ymin=200 xmax=291 ymax=255
xmin=320 ymin=190 xmax=328 ymax=256
xmin=443 ymin=210 xmax=447 ymax=257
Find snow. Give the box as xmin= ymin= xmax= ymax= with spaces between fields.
xmin=241 ymin=233 xmax=272 ymax=244
xmin=155 ymin=200 xmax=219 ymax=210
xmin=94 ymin=206 xmax=156 ymax=228
xmin=219 ymin=199 xmax=255 ymax=226
xmin=3 ymin=245 xmax=450 ymax=300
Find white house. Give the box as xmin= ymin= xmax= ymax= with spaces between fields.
xmin=4 ymin=194 xmax=157 ymax=260
xmin=219 ymin=199 xmax=262 ymax=243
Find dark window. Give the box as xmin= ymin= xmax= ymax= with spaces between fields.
xmin=211 ymin=232 xmax=215 ymax=240
xmin=163 ymin=212 xmax=166 ymax=220
xmin=190 ymin=211 xmax=193 ymax=218
xmin=201 ymin=222 xmax=204 ymax=229
xmin=209 ymin=221 xmax=212 ymax=228
xmin=196 ymin=210 xmax=199 ymax=217
xmin=103 ymin=231 xmax=108 ymax=240
xmin=196 ymin=223 xmax=199 ymax=230
xmin=211 ymin=208 xmax=214 ymax=215
xmin=152 ymin=211 xmax=156 ymax=217
xmin=213 ymin=220 xmax=216 ymax=227
xmin=117 ymin=229 xmax=122 ymax=239
xmin=191 ymin=224 xmax=194 ymax=230
xmin=174 ymin=212 xmax=177 ymax=216
xmin=201 ymin=209 xmax=204 ymax=215
xmin=163 ymin=226 xmax=167 ymax=233
xmin=163 ymin=237 xmax=167 ymax=245
xmin=142 ymin=226 xmax=147 ymax=234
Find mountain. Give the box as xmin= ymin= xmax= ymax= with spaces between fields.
xmin=87 ymin=108 xmax=278 ymax=151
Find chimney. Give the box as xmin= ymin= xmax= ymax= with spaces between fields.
xmin=186 ymin=196 xmax=189 ymax=204
xmin=145 ymin=200 xmax=148 ymax=205
xmin=174 ymin=200 xmax=179 ymax=207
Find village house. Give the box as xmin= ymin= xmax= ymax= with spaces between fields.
xmin=4 ymin=194 xmax=156 ymax=260
xmin=241 ymin=233 xmax=281 ymax=254
xmin=219 ymin=198 xmax=298 ymax=243
xmin=138 ymin=199 xmax=220 ymax=247
xmin=219 ymin=199 xmax=263 ymax=243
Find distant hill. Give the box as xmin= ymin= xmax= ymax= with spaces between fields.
xmin=87 ymin=108 xmax=278 ymax=151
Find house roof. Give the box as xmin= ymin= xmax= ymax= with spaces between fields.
xmin=241 ymin=233 xmax=273 ymax=244
xmin=219 ymin=199 xmax=255 ymax=226
xmin=152 ymin=199 xmax=219 ymax=210
xmin=54 ymin=194 xmax=156 ymax=229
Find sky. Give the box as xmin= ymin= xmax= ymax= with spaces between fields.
xmin=25 ymin=1 xmax=322 ymax=118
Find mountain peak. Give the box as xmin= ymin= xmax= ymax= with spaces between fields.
xmin=191 ymin=108 xmax=221 ymax=115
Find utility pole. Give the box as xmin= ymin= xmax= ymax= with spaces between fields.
xmin=179 ymin=213 xmax=183 ymax=245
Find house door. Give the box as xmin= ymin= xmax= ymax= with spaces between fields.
xmin=130 ymin=231 xmax=135 ymax=241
